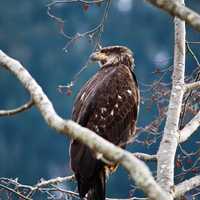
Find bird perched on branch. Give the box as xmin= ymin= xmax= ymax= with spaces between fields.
xmin=70 ymin=46 xmax=140 ymax=200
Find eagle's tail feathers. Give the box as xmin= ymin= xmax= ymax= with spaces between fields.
xmin=87 ymin=170 xmax=105 ymax=200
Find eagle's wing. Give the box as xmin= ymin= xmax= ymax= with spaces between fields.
xmin=72 ymin=64 xmax=139 ymax=146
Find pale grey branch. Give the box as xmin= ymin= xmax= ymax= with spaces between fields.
xmin=178 ymin=110 xmax=200 ymax=143
xmin=146 ymin=0 xmax=200 ymax=32
xmin=133 ymin=153 xmax=157 ymax=161
xmin=35 ymin=175 xmax=75 ymax=189
xmin=175 ymin=175 xmax=200 ymax=198
xmin=157 ymin=0 xmax=186 ymax=198
xmin=185 ymin=81 xmax=200 ymax=92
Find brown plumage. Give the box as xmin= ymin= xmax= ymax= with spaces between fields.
xmin=70 ymin=46 xmax=140 ymax=200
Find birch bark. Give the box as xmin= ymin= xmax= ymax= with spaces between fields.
xmin=157 ymin=0 xmax=185 ymax=198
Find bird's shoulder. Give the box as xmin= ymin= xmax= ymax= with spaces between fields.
xmin=72 ymin=64 xmax=139 ymax=132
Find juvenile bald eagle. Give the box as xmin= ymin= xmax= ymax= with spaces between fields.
xmin=70 ymin=46 xmax=139 ymax=200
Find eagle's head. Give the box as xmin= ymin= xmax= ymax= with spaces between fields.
xmin=90 ymin=46 xmax=134 ymax=69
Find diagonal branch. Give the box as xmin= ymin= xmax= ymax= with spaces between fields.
xmin=35 ymin=175 xmax=75 ymax=188
xmin=0 ymin=99 xmax=34 ymax=117
xmin=175 ymin=175 xmax=200 ymax=198
xmin=0 ymin=183 xmax=31 ymax=200
xmin=0 ymin=50 xmax=169 ymax=200
xmin=178 ymin=110 xmax=200 ymax=143
xmin=146 ymin=0 xmax=200 ymax=32
xmin=133 ymin=153 xmax=157 ymax=161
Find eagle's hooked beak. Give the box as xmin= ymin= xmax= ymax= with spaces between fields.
xmin=90 ymin=52 xmax=108 ymax=62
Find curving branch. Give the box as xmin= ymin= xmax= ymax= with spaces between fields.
xmin=175 ymin=175 xmax=200 ymax=198
xmin=0 ymin=50 xmax=169 ymax=200
xmin=0 ymin=99 xmax=34 ymax=117
xmin=146 ymin=0 xmax=200 ymax=32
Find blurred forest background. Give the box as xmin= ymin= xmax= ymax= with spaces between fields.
xmin=0 ymin=0 xmax=200 ymax=198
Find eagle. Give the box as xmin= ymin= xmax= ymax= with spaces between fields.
xmin=70 ymin=46 xmax=140 ymax=200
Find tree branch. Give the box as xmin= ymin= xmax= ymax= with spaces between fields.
xmin=178 ymin=110 xmax=200 ymax=143
xmin=0 ymin=99 xmax=34 ymax=117
xmin=146 ymin=0 xmax=200 ymax=32
xmin=157 ymin=0 xmax=186 ymax=198
xmin=0 ymin=50 xmax=169 ymax=200
xmin=47 ymin=0 xmax=105 ymax=7
xmin=185 ymin=81 xmax=200 ymax=92
xmin=0 ymin=183 xmax=31 ymax=200
xmin=133 ymin=153 xmax=157 ymax=161
xmin=175 ymin=175 xmax=200 ymax=198
xmin=35 ymin=175 xmax=75 ymax=189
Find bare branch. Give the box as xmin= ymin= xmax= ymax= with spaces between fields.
xmin=185 ymin=81 xmax=200 ymax=92
xmin=35 ymin=175 xmax=75 ymax=188
xmin=133 ymin=153 xmax=157 ymax=161
xmin=178 ymin=110 xmax=200 ymax=143
xmin=0 ymin=183 xmax=31 ymax=200
xmin=47 ymin=0 xmax=105 ymax=7
xmin=0 ymin=177 xmax=149 ymax=200
xmin=0 ymin=50 xmax=169 ymax=200
xmin=175 ymin=175 xmax=200 ymax=198
xmin=0 ymin=99 xmax=34 ymax=117
xmin=146 ymin=0 xmax=200 ymax=32
xmin=47 ymin=0 xmax=110 ymax=52
xmin=157 ymin=0 xmax=186 ymax=198
xmin=179 ymin=41 xmax=200 ymax=129
xmin=0 ymin=176 xmax=76 ymax=199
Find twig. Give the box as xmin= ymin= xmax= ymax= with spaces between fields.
xmin=0 ymin=99 xmax=34 ymax=116
xmin=0 ymin=183 xmax=31 ymax=200
xmin=58 ymin=0 xmax=112 ymax=93
xmin=47 ymin=0 xmax=110 ymax=52
xmin=35 ymin=175 xmax=75 ymax=188
xmin=41 ymin=186 xmax=80 ymax=198
xmin=179 ymin=41 xmax=200 ymax=128
xmin=47 ymin=0 xmax=105 ymax=7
